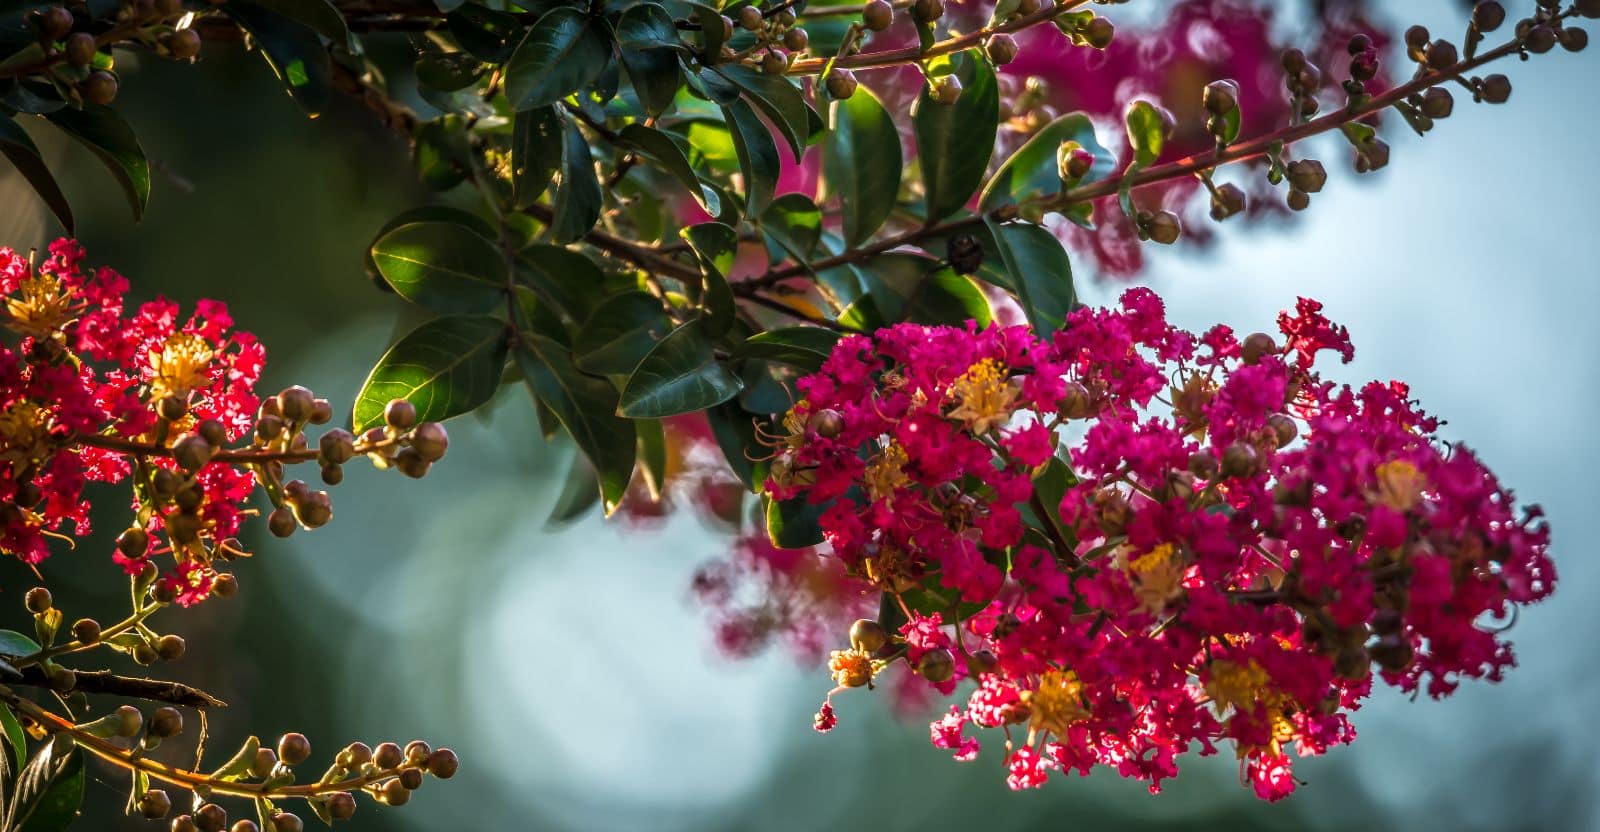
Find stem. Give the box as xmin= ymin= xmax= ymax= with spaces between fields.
xmin=12 ymin=666 xmax=225 ymax=708
xmin=785 ymin=0 xmax=1093 ymax=75
xmin=13 ymin=603 xmax=162 ymax=669
xmin=67 ymin=431 xmax=402 ymax=465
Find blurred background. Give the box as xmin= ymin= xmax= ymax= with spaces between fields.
xmin=2 ymin=0 xmax=1597 ymax=828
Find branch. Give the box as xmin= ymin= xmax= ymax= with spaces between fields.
xmin=68 ymin=431 xmax=404 ymax=464
xmin=785 ymin=0 xmax=1092 ymax=75
xmin=14 ymin=666 xmax=225 ymax=708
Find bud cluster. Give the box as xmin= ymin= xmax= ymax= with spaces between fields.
xmin=776 ymin=290 xmax=1554 ymax=801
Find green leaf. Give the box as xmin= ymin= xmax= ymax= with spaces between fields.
xmin=765 ymin=494 xmax=825 ymax=548
xmin=208 ymin=736 xmax=262 ymax=782
xmin=721 ymin=98 xmax=779 ymax=215
xmin=1029 ymin=454 xmax=1078 ymax=546
xmin=365 ymin=205 xmax=496 ymax=287
xmin=824 ymin=84 xmax=901 ymax=247
xmin=1123 ymin=99 xmax=1166 ymax=167
xmin=505 ymin=7 xmax=611 ymax=111
xmin=0 ymin=115 xmax=71 ymax=232
xmin=914 ymin=50 xmax=999 ymax=223
xmin=255 ymin=0 xmax=352 ymax=49
xmin=706 ymin=400 xmax=769 ymax=491
xmin=516 ymin=335 xmax=636 ymax=513
xmin=353 ymin=315 xmax=510 ymax=432
xmin=225 ymin=0 xmax=332 ymax=115
xmin=840 ymin=253 xmax=991 ymax=327
xmin=980 ymin=111 xmax=1112 ymax=212
xmin=1340 ymin=120 xmax=1377 ymax=150
xmin=735 ymin=327 xmax=842 ymax=372
xmin=618 ymin=320 xmax=744 ymax=418
xmin=416 ymin=52 xmax=488 ymax=91
xmin=42 ymin=104 xmax=148 ymax=222
xmin=986 ymin=218 xmax=1076 ymax=335
xmin=517 ymin=243 xmax=605 ymax=323
xmin=681 ymin=222 xmax=737 ymax=335
xmin=759 ymin=193 xmax=821 ymax=266
xmin=614 ymin=124 xmax=719 ymax=213
xmin=711 ymin=64 xmax=815 ymax=161
xmin=572 ymin=291 xmax=671 ymax=375
xmin=5 ymin=739 xmax=83 ymax=832
xmin=547 ymin=452 xmax=601 ymax=524
xmin=371 ymin=221 xmax=507 ymax=315
xmin=447 ymin=3 xmax=522 ymax=63
xmin=635 ymin=418 xmax=667 ymax=499
xmin=0 ymin=630 xmax=40 ymax=658
xmin=0 ymin=704 xmax=24 ymax=773
xmin=550 ymin=110 xmax=602 ymax=243
xmin=616 ymin=3 xmax=683 ymax=116
xmin=511 ymin=106 xmax=562 ymax=208
xmin=413 ymin=115 xmax=471 ymax=190
xmin=690 ymin=3 xmax=729 ymax=60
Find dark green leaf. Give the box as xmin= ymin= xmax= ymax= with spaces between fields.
xmin=824 ymin=84 xmax=901 ymax=247
xmin=353 ymin=315 xmax=510 ymax=432
xmin=225 ymin=1 xmax=332 ymax=114
xmin=0 ymin=632 xmax=38 ymax=658
xmin=765 ymin=494 xmax=825 ymax=548
xmin=0 ymin=704 xmax=23 ymax=773
xmin=841 ymin=252 xmax=991 ymax=327
xmin=613 ymin=124 xmax=719 ymax=213
xmin=721 ymin=98 xmax=779 ymax=215
xmin=572 ymin=291 xmax=671 ymax=375
xmin=980 ymin=111 xmax=1113 ymax=212
xmin=0 ymin=115 xmax=71 ymax=232
xmin=618 ymin=320 xmax=743 ymax=418
xmin=690 ymin=3 xmax=729 ymax=61
xmin=914 ymin=50 xmax=998 ymax=223
xmin=255 ymin=0 xmax=352 ymax=49
xmin=735 ymin=326 xmax=842 ymax=372
xmin=517 ymin=243 xmax=604 ymax=322
xmin=416 ymin=52 xmax=488 ymax=92
xmin=42 ymin=104 xmax=147 ymax=221
xmin=446 ymin=3 xmax=522 ymax=63
xmin=511 ymin=106 xmax=562 ymax=207
xmin=364 ymin=205 xmax=495 ymax=286
xmin=504 ymin=7 xmax=611 ymax=111
xmin=371 ymin=221 xmax=507 ymax=315
xmin=547 ymin=452 xmax=602 ymax=524
xmin=759 ymin=193 xmax=821 ymax=266
xmin=711 ymin=64 xmax=814 ymax=161
xmin=681 ymin=222 xmax=737 ymax=335
xmin=413 ymin=115 xmax=471 ymax=190
xmin=706 ymin=400 xmax=769 ymax=491
xmin=986 ymin=218 xmax=1076 ymax=335
xmin=1028 ymin=454 xmax=1077 ymax=546
xmin=550 ymin=111 xmax=602 ymax=243
xmin=516 ymin=335 xmax=636 ymax=513
xmin=616 ymin=3 xmax=683 ymax=116
xmin=635 ymin=418 xmax=667 ymax=499
xmin=4 ymin=739 xmax=82 ymax=832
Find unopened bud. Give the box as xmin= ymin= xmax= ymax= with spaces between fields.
xmin=1202 ymin=79 xmax=1238 ymax=115
xmin=917 ymin=647 xmax=955 ymax=683
xmin=825 ymin=68 xmax=858 ymax=100
xmin=849 ymin=618 xmax=888 ymax=652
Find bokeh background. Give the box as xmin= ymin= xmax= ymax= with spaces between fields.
xmin=2 ymin=0 xmax=1597 ymax=828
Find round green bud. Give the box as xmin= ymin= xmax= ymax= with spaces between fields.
xmin=277 ymin=732 xmax=311 ymax=765
xmin=862 ymin=0 xmax=892 ymax=31
xmin=81 ymin=70 xmax=117 ymax=105
xmin=916 ymin=647 xmax=955 ymax=683
xmin=1202 ymin=78 xmax=1238 ymax=115
xmin=848 ymin=618 xmax=888 ymax=653
xmin=1241 ymin=331 xmax=1277 ymax=364
xmin=149 ymin=706 xmax=183 ymax=738
xmin=24 ymin=587 xmax=51 ymax=614
xmin=139 ymin=789 xmax=173 ymax=819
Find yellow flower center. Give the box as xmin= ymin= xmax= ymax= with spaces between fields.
xmin=1374 ymin=459 xmax=1426 ymax=512
xmin=864 ymin=441 xmax=909 ymax=502
xmin=862 ymin=543 xmax=919 ymax=593
xmin=3 ymin=273 xmax=75 ymax=338
xmin=828 ymin=647 xmax=875 ymax=688
xmin=148 ymin=333 xmax=214 ymax=401
xmin=1124 ymin=542 xmax=1187 ymax=614
xmin=946 ymin=359 xmax=1018 ymax=434
xmin=1025 ymin=669 xmax=1089 ymax=736
xmin=0 ymin=400 xmax=50 ymax=468
xmin=1205 ymin=659 xmax=1273 ymax=713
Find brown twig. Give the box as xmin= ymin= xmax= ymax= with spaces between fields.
xmin=15 ymin=667 xmax=225 ymax=708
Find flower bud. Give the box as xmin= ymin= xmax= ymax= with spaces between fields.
xmin=1424 ymin=39 xmax=1457 ymax=69
xmin=63 ymin=30 xmax=97 ymax=68
xmin=1473 ymin=1 xmax=1505 ymax=31
xmin=1525 ymin=24 xmax=1556 ymax=53
xmin=150 ymin=584 xmax=177 ymax=607
xmin=381 ymin=778 xmax=411 ymax=806
xmin=1334 ymin=645 xmax=1369 ymax=680
xmin=251 ymin=747 xmax=278 ymax=779
xmin=849 ymin=618 xmax=889 ymax=653
xmin=911 ymin=0 xmax=943 ymax=23
xmin=194 ymin=804 xmax=227 ymax=832
xmin=270 ymin=813 xmax=303 ymax=832
xmin=327 ymin=792 xmax=356 ymax=820
xmin=1561 ymin=27 xmax=1588 ymax=52
xmin=116 ymin=705 xmax=143 ymax=737
xmin=1581 ymin=0 xmax=1600 ymax=18
xmin=967 ymin=648 xmax=998 ymax=675
xmin=917 ymin=647 xmax=955 ymax=683
xmin=1355 ymin=139 xmax=1389 ymax=173
xmin=309 ymin=398 xmax=332 ymax=425
xmin=149 ymin=706 xmax=183 ymax=738
xmin=825 ymin=68 xmax=858 ymax=100
xmin=1188 ymin=451 xmax=1219 ymax=480
xmin=1144 ymin=210 xmax=1181 ymax=245
xmin=395 ymin=447 xmax=431 ymax=479
xmin=172 ymin=434 xmax=213 ymax=472
xmin=277 ymin=732 xmax=311 ymax=765
xmin=1094 ymin=489 xmax=1130 ymax=536
xmin=1403 ymin=25 xmax=1429 ymax=50
xmin=1058 ymin=144 xmax=1094 ymax=182
xmin=1285 ymin=159 xmax=1326 ymax=193
xmin=156 ymin=633 xmax=186 ymax=661
xmin=1266 ymin=413 xmax=1298 ymax=448
xmin=39 ymin=5 xmax=73 ymax=39
xmin=946 ymin=233 xmax=985 ymax=275
xmin=81 ymin=70 xmax=118 ymax=105
xmin=383 ymin=398 xmax=417 ymax=430
xmin=405 ymin=740 xmax=432 ymax=764
xmin=410 ymin=422 xmax=449 ymax=461
xmin=986 ymin=33 xmax=1018 ymax=66
xmin=1286 ymin=188 xmax=1310 ymax=212
xmin=1209 ymin=183 xmax=1246 ymax=221
xmin=139 ymin=789 xmax=173 ymax=819
xmin=1280 ymin=47 xmax=1306 ymax=74
xmin=1221 ymin=442 xmax=1259 ymax=479
xmin=320 ymin=464 xmax=343 ymax=486
xmin=1059 ymin=381 xmax=1092 ymax=419
xmin=1083 ymin=16 xmax=1114 ymax=49
xmin=1479 ymin=74 xmax=1512 ymax=103
xmin=71 ymin=618 xmax=100 ymax=643
xmin=268 ymin=506 xmax=296 ymax=538
xmin=213 ymin=573 xmax=238 ymax=597
xmin=25 ymin=587 xmax=51 ymax=614
xmin=862 ymin=0 xmax=893 ymax=30
xmin=375 ymin=741 xmax=405 ymax=769
xmin=1202 ymin=79 xmax=1238 ymax=115
xmin=291 ymin=491 xmax=332 ymax=528
xmin=399 ymin=767 xmax=425 ymax=790
xmin=318 ymin=428 xmax=356 ymax=465
xmin=338 ymin=741 xmax=373 ymax=768
xmin=231 ymin=821 xmax=259 ymax=832
xmin=762 ymin=48 xmax=787 ymax=74
xmin=426 ymin=747 xmax=459 ymax=779
xmin=737 ymin=5 xmax=762 ymax=31
xmin=172 ymin=815 xmax=199 ymax=832
xmin=783 ymin=26 xmax=807 ymax=51
xmin=930 ymin=74 xmax=962 ymax=105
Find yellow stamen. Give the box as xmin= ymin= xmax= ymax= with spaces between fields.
xmin=1122 ymin=543 xmax=1187 ymax=614
xmin=1024 ymin=669 xmax=1089 ymax=736
xmin=864 ymin=441 xmax=909 ymax=502
xmin=828 ymin=647 xmax=875 ymax=687
xmin=1374 ymin=459 xmax=1426 ymax=512
xmin=0 ymin=400 xmax=51 ymax=469
xmin=148 ymin=333 xmax=214 ymax=401
xmin=3 ymin=273 xmax=75 ymax=338
xmin=946 ymin=359 xmax=1018 ymax=434
xmin=1204 ymin=659 xmax=1274 ymax=714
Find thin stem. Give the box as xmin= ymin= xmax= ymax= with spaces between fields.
xmin=13 ymin=603 xmax=162 ymax=669
xmin=12 ymin=666 xmax=225 ymax=708
xmin=786 ymin=0 xmax=1093 ymax=75
xmin=67 ymin=431 xmax=402 ymax=465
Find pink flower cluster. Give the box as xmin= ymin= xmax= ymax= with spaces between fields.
xmin=774 ymin=289 xmax=1554 ymax=800
xmin=0 ymin=239 xmax=263 ymax=604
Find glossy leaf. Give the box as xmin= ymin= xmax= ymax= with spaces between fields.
xmin=353 ymin=315 xmax=510 ymax=432
xmin=446 ymin=3 xmax=522 ymax=62
xmin=681 ymin=222 xmax=737 ymax=335
xmin=616 ymin=3 xmax=683 ymax=115
xmin=614 ymin=124 xmax=719 ymax=213
xmin=370 ymin=221 xmax=507 ymax=315
xmin=735 ymin=327 xmax=842 ymax=372
xmin=548 ymin=452 xmax=601 ymax=524
xmin=517 ymin=243 xmax=604 ymax=322
xmin=505 ymin=7 xmax=611 ymax=111
xmin=255 ymin=0 xmax=351 ymax=49
xmin=712 ymin=64 xmax=814 ymax=161
xmin=4 ymin=740 xmax=83 ymax=832
xmin=986 ymin=218 xmax=1076 ymax=335
xmin=707 ymin=400 xmax=770 ymax=491
xmin=980 ymin=111 xmax=1113 ymax=212
xmin=635 ymin=418 xmax=667 ymax=499
xmin=840 ymin=253 xmax=992 ymax=327
xmin=0 ymin=631 xmax=39 ymax=657
xmin=42 ymin=104 xmax=147 ymax=221
xmin=824 ymin=85 xmax=901 ymax=247
xmin=1123 ymin=99 xmax=1166 ymax=167
xmin=759 ymin=193 xmax=821 ymax=266
xmin=765 ymin=494 xmax=826 ymax=548
xmin=416 ymin=52 xmax=488 ymax=92
xmin=517 ymin=335 xmax=636 ymax=513
xmin=572 ymin=291 xmax=671 ymax=375
xmin=511 ymin=106 xmax=562 ymax=208
xmin=914 ymin=50 xmax=998 ymax=223
xmin=225 ymin=1 xmax=332 ymax=115
xmin=618 ymin=321 xmax=744 ymax=418
xmin=364 ymin=205 xmax=495 ymax=286
xmin=550 ymin=111 xmax=602 ymax=243
xmin=721 ymin=98 xmax=779 ymax=215
xmin=0 ymin=115 xmax=71 ymax=231
xmin=0 ymin=704 xmax=23 ymax=772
